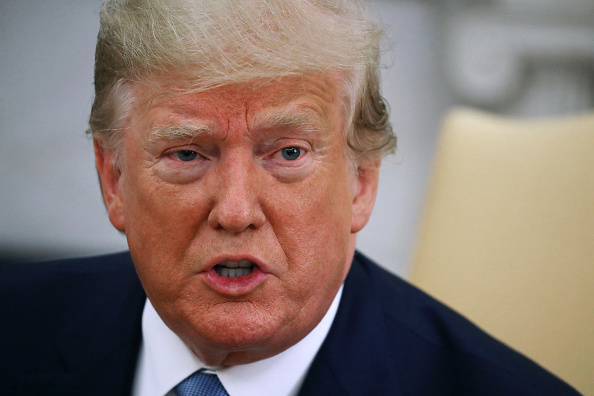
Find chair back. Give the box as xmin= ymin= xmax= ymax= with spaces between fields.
xmin=410 ymin=108 xmax=594 ymax=395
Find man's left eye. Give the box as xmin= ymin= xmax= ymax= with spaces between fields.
xmin=176 ymin=150 xmax=198 ymax=161
xmin=281 ymin=147 xmax=301 ymax=160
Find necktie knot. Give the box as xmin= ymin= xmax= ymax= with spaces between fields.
xmin=175 ymin=370 xmax=229 ymax=396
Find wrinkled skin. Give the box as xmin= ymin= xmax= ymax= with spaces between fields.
xmin=94 ymin=72 xmax=379 ymax=366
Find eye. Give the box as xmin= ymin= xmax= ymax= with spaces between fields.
xmin=176 ymin=150 xmax=198 ymax=161
xmin=281 ymin=147 xmax=301 ymax=160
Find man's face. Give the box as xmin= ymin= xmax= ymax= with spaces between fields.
xmin=95 ymin=72 xmax=379 ymax=366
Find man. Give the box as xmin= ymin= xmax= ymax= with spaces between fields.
xmin=0 ymin=0 xmax=580 ymax=395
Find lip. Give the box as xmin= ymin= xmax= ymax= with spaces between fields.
xmin=199 ymin=253 xmax=270 ymax=296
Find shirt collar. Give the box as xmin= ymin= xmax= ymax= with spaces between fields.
xmin=133 ymin=286 xmax=343 ymax=396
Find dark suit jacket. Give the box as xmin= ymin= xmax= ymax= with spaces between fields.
xmin=0 ymin=251 xmax=580 ymax=395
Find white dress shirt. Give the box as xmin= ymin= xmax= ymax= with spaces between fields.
xmin=133 ymin=286 xmax=343 ymax=396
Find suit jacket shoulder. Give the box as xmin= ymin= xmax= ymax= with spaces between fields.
xmin=0 ymin=252 xmax=145 ymax=396
xmin=299 ymin=251 xmax=580 ymax=395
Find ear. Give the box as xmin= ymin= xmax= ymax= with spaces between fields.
xmin=94 ymin=139 xmax=126 ymax=232
xmin=351 ymin=161 xmax=380 ymax=233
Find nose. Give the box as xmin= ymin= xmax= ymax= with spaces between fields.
xmin=207 ymin=153 xmax=266 ymax=233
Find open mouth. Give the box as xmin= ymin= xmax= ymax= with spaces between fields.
xmin=214 ymin=260 xmax=255 ymax=278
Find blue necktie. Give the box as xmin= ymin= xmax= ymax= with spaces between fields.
xmin=175 ymin=370 xmax=229 ymax=396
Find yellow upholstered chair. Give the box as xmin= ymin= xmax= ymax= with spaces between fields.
xmin=410 ymin=108 xmax=594 ymax=395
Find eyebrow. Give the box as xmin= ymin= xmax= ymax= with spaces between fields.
xmin=147 ymin=124 xmax=213 ymax=144
xmin=253 ymin=109 xmax=323 ymax=134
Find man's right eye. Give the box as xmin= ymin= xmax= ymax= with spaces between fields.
xmin=176 ymin=150 xmax=198 ymax=161
xmin=281 ymin=146 xmax=301 ymax=161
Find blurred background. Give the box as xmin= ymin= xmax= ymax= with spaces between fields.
xmin=1 ymin=0 xmax=593 ymax=276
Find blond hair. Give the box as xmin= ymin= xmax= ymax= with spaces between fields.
xmin=88 ymin=0 xmax=396 ymax=163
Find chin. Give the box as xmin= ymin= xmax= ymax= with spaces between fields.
xmin=181 ymin=302 xmax=291 ymax=353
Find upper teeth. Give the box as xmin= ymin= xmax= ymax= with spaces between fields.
xmin=216 ymin=260 xmax=254 ymax=277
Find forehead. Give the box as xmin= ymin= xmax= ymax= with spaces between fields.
xmin=131 ymin=71 xmax=346 ymax=133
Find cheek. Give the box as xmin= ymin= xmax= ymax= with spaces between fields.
xmin=124 ymin=167 xmax=205 ymax=232
xmin=120 ymin=175 xmax=210 ymax=286
xmin=270 ymin=171 xmax=354 ymax=281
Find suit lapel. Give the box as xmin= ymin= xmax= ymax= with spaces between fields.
xmin=13 ymin=254 xmax=147 ymax=396
xmin=58 ymin=265 xmax=145 ymax=395
xmin=55 ymin=277 xmax=145 ymax=372
xmin=299 ymin=254 xmax=405 ymax=395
